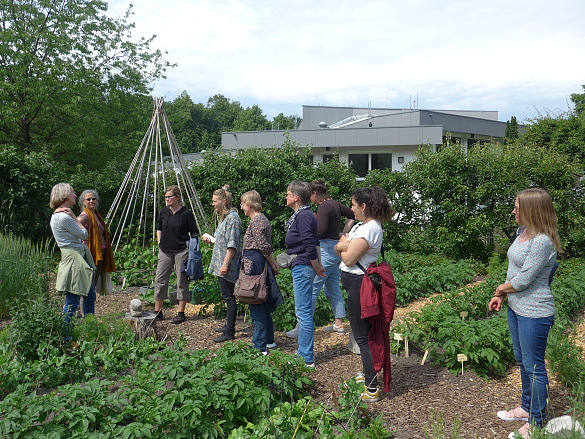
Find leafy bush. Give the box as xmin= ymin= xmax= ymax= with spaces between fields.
xmin=113 ymin=238 xmax=158 ymax=287
xmin=8 ymin=296 xmax=70 ymax=362
xmin=385 ymin=251 xmax=476 ymax=306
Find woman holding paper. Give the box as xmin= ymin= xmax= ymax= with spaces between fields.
xmin=203 ymin=186 xmax=242 ymax=342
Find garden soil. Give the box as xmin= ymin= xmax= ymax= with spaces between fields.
xmin=96 ymin=286 xmax=578 ymax=439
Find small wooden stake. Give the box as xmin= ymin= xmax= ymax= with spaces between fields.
xmin=457 ymin=353 xmax=468 ymax=375
xmin=421 ymin=350 xmax=429 ymax=365
xmin=404 ymin=336 xmax=409 ymax=358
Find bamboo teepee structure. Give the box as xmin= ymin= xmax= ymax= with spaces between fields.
xmin=106 ymin=97 xmax=209 ymax=252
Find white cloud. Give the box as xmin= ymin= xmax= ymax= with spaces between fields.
xmin=107 ymin=0 xmax=585 ymax=121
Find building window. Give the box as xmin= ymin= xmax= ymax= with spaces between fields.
xmin=322 ymin=154 xmax=334 ymax=163
xmin=397 ymin=156 xmax=404 ymax=164
xmin=307 ymin=154 xmax=314 ymax=164
xmin=349 ymin=154 xmax=368 ymax=177
xmin=371 ymin=153 xmax=392 ymax=171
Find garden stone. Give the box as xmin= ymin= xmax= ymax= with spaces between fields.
xmin=545 ymin=416 xmax=585 ymax=438
xmin=125 ymin=299 xmax=157 ymax=340
xmin=129 ymin=299 xmax=144 ymax=317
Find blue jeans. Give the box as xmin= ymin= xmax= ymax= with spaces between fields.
xmin=312 ymin=240 xmax=346 ymax=319
xmin=292 ymin=264 xmax=316 ymax=364
xmin=63 ymin=284 xmax=96 ymax=325
xmin=508 ymin=307 xmax=554 ymax=426
xmin=249 ymin=303 xmax=275 ymax=351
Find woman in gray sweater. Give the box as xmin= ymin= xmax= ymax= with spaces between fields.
xmin=489 ymin=188 xmax=561 ymax=439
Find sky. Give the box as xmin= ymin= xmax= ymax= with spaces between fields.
xmin=106 ymin=0 xmax=585 ymax=123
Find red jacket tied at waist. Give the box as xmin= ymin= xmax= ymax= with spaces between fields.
xmin=360 ymin=261 xmax=396 ymax=392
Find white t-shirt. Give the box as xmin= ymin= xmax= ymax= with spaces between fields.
xmin=339 ymin=220 xmax=383 ymax=275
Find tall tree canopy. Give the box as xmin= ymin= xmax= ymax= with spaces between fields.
xmin=0 ymin=0 xmax=172 ymax=154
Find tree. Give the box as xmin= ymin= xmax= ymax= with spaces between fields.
xmin=505 ymin=116 xmax=519 ymax=140
xmin=571 ymin=84 xmax=585 ymax=115
xmin=233 ymin=105 xmax=269 ymax=131
xmin=0 ymin=0 xmax=172 ymax=154
xmin=271 ymin=113 xmax=302 ymax=130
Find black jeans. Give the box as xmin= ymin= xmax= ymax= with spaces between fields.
xmin=218 ymin=277 xmax=237 ymax=335
xmin=341 ymin=271 xmax=377 ymax=390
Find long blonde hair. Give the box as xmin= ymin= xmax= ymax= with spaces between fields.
xmin=517 ymin=188 xmax=561 ymax=251
xmin=213 ymin=186 xmax=234 ymax=221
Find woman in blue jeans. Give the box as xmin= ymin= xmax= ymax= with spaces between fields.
xmin=489 ymin=188 xmax=561 ymax=439
xmin=284 ymin=181 xmax=325 ymax=366
xmin=240 ymin=190 xmax=282 ymax=354
xmin=49 ymin=183 xmax=96 ymax=327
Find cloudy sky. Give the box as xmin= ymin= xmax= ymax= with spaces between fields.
xmin=107 ymin=0 xmax=584 ymax=123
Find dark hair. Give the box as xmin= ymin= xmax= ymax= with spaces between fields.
xmin=287 ymin=180 xmax=311 ymax=205
xmin=310 ymin=179 xmax=330 ymax=201
xmin=352 ymin=186 xmax=394 ymax=222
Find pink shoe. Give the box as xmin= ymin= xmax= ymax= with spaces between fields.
xmin=497 ymin=406 xmax=529 ymax=422
xmin=508 ymin=422 xmax=532 ymax=439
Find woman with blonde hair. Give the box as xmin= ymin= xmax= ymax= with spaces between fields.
xmin=49 ymin=183 xmax=96 ymax=324
xmin=153 ymin=185 xmax=198 ymax=324
xmin=203 ymin=186 xmax=242 ymax=342
xmin=77 ymin=189 xmax=115 ymax=295
xmin=240 ymin=190 xmax=282 ymax=353
xmin=489 ymin=188 xmax=561 ymax=439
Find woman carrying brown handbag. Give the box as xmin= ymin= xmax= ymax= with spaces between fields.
xmin=240 ymin=190 xmax=282 ymax=354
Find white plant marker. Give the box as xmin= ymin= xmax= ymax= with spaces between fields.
xmin=393 ymin=333 xmax=409 ymax=357
xmin=457 ymin=353 xmax=468 ymax=375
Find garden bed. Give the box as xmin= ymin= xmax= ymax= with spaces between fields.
xmin=97 ymin=286 xmax=576 ymax=439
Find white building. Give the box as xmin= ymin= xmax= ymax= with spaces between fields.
xmin=221 ymin=105 xmax=507 ymax=177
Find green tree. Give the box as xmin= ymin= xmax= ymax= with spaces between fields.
xmin=386 ymin=142 xmax=582 ymax=259
xmin=201 ymin=94 xmax=243 ymax=148
xmin=505 ymin=116 xmax=519 ymax=140
xmin=0 ymin=146 xmax=59 ymax=239
xmin=271 ymin=113 xmax=302 ymax=130
xmin=571 ymin=84 xmax=585 ymax=115
xmin=233 ymin=105 xmax=269 ymax=131
xmin=0 ymin=0 xmax=171 ymax=154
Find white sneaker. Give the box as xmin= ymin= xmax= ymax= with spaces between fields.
xmin=285 ymin=324 xmax=299 ymax=338
xmin=266 ymin=343 xmax=277 ymax=348
xmin=323 ymin=323 xmax=346 ymax=334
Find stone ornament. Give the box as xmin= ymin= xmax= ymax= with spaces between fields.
xmin=130 ymin=299 xmax=144 ymax=317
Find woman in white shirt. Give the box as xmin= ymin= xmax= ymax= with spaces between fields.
xmin=335 ymin=187 xmax=393 ymax=403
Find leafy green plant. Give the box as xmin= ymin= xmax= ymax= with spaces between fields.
xmin=423 ymin=411 xmax=463 ymax=439
xmin=385 ymin=251 xmax=476 ymax=306
xmin=8 ymin=295 xmax=69 ymax=362
xmin=113 ymin=238 xmax=158 ymax=287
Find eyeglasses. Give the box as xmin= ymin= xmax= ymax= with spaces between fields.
xmin=85 ymin=198 xmax=97 ymax=201
xmin=165 ymin=195 xmax=176 ymax=199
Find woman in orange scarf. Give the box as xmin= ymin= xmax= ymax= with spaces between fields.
xmin=77 ymin=189 xmax=116 ymax=295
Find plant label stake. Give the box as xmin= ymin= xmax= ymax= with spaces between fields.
xmin=457 ymin=354 xmax=468 ymax=375
xmin=421 ymin=350 xmax=429 ymax=365
xmin=460 ymin=311 xmax=468 ymax=319
xmin=393 ymin=333 xmax=409 ymax=357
